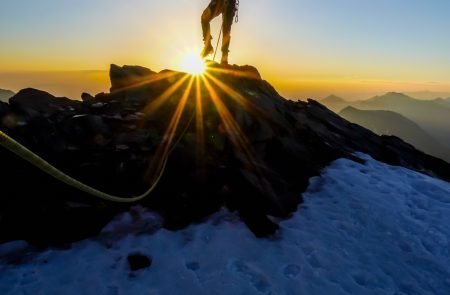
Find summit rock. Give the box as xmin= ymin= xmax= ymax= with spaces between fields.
xmin=0 ymin=63 xmax=449 ymax=245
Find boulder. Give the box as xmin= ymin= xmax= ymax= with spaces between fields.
xmin=81 ymin=92 xmax=95 ymax=103
xmin=110 ymin=64 xmax=156 ymax=92
xmin=9 ymin=88 xmax=80 ymax=118
xmin=206 ymin=61 xmax=262 ymax=80
xmin=127 ymin=253 xmax=152 ymax=271
xmin=70 ymin=114 xmax=111 ymax=138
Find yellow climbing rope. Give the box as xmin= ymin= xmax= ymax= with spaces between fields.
xmin=0 ymin=130 xmax=169 ymax=203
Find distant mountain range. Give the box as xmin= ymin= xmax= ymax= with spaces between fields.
xmin=352 ymin=92 xmax=450 ymax=147
xmin=340 ymin=107 xmax=450 ymax=162
xmin=0 ymin=89 xmax=15 ymax=102
xmin=434 ymin=97 xmax=450 ymax=108
xmin=320 ymin=92 xmax=450 ymax=163
xmin=405 ymin=91 xmax=450 ymax=100
xmin=320 ymin=95 xmax=349 ymax=113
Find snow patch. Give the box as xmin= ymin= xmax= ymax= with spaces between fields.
xmin=1 ymin=154 xmax=450 ymax=294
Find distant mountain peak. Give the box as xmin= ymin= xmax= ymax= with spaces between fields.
xmin=339 ymin=106 xmax=362 ymax=116
xmin=320 ymin=95 xmax=350 ymax=112
xmin=406 ymin=90 xmax=450 ymax=100
xmin=384 ymin=92 xmax=410 ymax=98
xmin=341 ymin=106 xmax=409 ymax=120
xmin=322 ymin=94 xmax=347 ymax=102
xmin=369 ymin=92 xmax=414 ymax=102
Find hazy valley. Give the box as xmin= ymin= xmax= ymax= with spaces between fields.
xmin=321 ymin=92 xmax=450 ymax=163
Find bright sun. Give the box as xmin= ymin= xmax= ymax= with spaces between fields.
xmin=180 ymin=52 xmax=206 ymax=75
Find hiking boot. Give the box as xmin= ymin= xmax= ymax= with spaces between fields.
xmin=221 ymin=54 xmax=229 ymax=65
xmin=201 ymin=43 xmax=214 ymax=58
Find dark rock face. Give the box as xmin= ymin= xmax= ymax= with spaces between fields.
xmin=81 ymin=92 xmax=95 ymax=102
xmin=127 ymin=253 xmax=152 ymax=271
xmin=0 ymin=63 xmax=449 ymax=246
xmin=110 ymin=64 xmax=156 ymax=92
xmin=0 ymin=101 xmax=9 ymax=117
xmin=9 ymin=88 xmax=81 ymax=118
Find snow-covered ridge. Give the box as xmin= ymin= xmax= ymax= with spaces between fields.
xmin=1 ymin=154 xmax=449 ymax=295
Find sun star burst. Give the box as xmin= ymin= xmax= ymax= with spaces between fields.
xmin=180 ymin=52 xmax=206 ymax=76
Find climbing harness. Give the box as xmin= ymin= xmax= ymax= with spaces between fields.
xmin=0 ymin=112 xmax=195 ymax=203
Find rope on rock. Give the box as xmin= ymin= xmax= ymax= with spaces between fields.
xmin=0 ymin=113 xmax=194 ymax=203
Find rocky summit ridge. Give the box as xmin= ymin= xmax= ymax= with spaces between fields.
xmin=0 ymin=63 xmax=449 ymax=245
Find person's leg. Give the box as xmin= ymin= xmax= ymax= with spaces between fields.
xmin=201 ymin=0 xmax=223 ymax=57
xmin=221 ymin=0 xmax=236 ymax=64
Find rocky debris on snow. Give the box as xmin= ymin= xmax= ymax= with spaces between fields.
xmin=0 ymin=63 xmax=449 ymax=246
xmin=127 ymin=253 xmax=152 ymax=271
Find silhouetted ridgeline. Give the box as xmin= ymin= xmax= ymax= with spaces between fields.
xmin=0 ymin=89 xmax=15 ymax=103
xmin=1 ymin=63 xmax=449 ymax=246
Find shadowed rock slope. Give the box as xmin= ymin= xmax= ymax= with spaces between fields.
xmin=0 ymin=63 xmax=449 ymax=245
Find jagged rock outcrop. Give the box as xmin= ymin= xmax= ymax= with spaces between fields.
xmin=110 ymin=64 xmax=156 ymax=92
xmin=0 ymin=63 xmax=449 ymax=245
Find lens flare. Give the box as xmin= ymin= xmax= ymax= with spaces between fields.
xmin=181 ymin=52 xmax=206 ymax=75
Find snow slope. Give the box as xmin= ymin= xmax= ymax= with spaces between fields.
xmin=1 ymin=154 xmax=450 ymax=295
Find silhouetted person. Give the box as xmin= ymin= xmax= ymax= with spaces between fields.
xmin=201 ymin=0 xmax=237 ymax=65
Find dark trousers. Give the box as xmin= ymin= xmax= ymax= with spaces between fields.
xmin=201 ymin=0 xmax=237 ymax=55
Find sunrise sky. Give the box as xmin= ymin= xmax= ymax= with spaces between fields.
xmin=1 ymin=0 xmax=450 ymax=100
